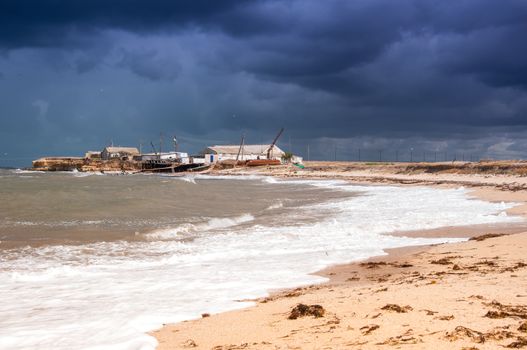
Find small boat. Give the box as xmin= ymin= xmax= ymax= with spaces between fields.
xmin=187 ymin=163 xmax=212 ymax=172
xmin=246 ymin=159 xmax=281 ymax=167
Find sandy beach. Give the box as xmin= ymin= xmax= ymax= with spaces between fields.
xmin=153 ymin=162 xmax=527 ymax=349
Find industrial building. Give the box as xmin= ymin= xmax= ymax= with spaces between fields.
xmin=200 ymin=144 xmax=285 ymax=164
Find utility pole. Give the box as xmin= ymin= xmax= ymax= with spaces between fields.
xmin=139 ymin=139 xmax=143 ymax=154
xmin=241 ymin=137 xmax=245 ymax=160
xmin=173 ymin=135 xmax=178 ymax=153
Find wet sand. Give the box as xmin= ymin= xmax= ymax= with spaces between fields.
xmin=154 ymin=231 xmax=527 ymax=350
xmin=153 ymin=165 xmax=527 ymax=349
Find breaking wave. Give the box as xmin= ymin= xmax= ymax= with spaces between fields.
xmin=145 ymin=214 xmax=255 ymax=240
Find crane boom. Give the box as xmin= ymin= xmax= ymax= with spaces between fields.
xmin=235 ymin=134 xmax=245 ymax=163
xmin=267 ymin=127 xmax=284 ymax=159
xmin=150 ymin=142 xmax=158 ymax=155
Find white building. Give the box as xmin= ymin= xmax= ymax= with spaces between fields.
xmin=140 ymin=152 xmax=190 ymax=164
xmin=201 ymin=144 xmax=285 ymax=164
xmin=101 ymin=147 xmax=140 ymax=160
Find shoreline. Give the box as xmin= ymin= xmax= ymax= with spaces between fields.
xmin=210 ymin=161 xmax=527 ymax=190
xmin=154 ymin=229 xmax=527 ymax=349
xmin=153 ymin=169 xmax=527 ymax=349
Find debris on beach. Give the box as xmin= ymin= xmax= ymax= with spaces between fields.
xmin=283 ymin=289 xmax=303 ymax=298
xmin=436 ymin=315 xmax=455 ymax=321
xmin=360 ymin=324 xmax=380 ymax=335
xmin=484 ymin=329 xmax=515 ymax=341
xmin=373 ymin=275 xmax=390 ymax=283
xmin=393 ymin=262 xmax=414 ymax=268
xmin=376 ymin=335 xmax=421 ymax=345
xmin=483 ymin=301 xmax=527 ymax=319
xmin=422 ymin=309 xmax=438 ymax=315
xmin=476 ymin=260 xmax=496 ymax=267
xmin=501 ymin=262 xmax=527 ymax=273
xmin=506 ymin=337 xmax=527 ymax=348
xmin=485 ymin=311 xmax=513 ymax=319
xmin=288 ymin=303 xmax=325 ymax=319
xmin=212 ymin=343 xmax=250 ymax=350
xmin=430 ymin=257 xmax=453 ymax=265
xmin=182 ymin=339 xmax=198 ymax=348
xmin=360 ymin=261 xmax=387 ymax=269
xmin=381 ymin=304 xmax=413 ymax=313
xmin=445 ymin=326 xmax=485 ymax=343
xmin=346 ymin=276 xmax=360 ymax=282
xmin=469 ymin=233 xmax=508 ymax=241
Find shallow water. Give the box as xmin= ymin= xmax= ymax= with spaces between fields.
xmin=0 ymin=170 xmax=522 ymax=349
xmin=0 ymin=171 xmax=348 ymax=247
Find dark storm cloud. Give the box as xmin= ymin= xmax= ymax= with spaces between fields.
xmin=2 ymin=0 xmax=526 ymax=91
xmin=438 ymin=23 xmax=527 ymax=89
xmin=228 ymin=0 xmax=527 ymax=93
xmin=1 ymin=0 xmax=527 ymax=166
xmin=117 ymin=48 xmax=181 ymax=81
xmin=0 ymin=0 xmax=250 ymax=48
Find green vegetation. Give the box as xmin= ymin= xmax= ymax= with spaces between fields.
xmin=281 ymin=151 xmax=294 ymax=163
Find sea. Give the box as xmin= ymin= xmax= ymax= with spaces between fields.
xmin=0 ymin=169 xmax=522 ymax=349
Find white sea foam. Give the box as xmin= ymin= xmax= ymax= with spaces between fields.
xmin=73 ymin=172 xmax=93 ymax=177
xmin=266 ymin=201 xmax=284 ymax=210
xmin=145 ymin=214 xmax=255 ymax=240
xmin=0 ymin=180 xmax=522 ymax=350
xmin=5 ymin=219 xmax=107 ymax=227
xmin=194 ymin=174 xmax=271 ymax=181
xmin=262 ymin=176 xmax=279 ymax=184
xmin=177 ymin=175 xmax=197 ymax=184
xmin=13 ymin=169 xmax=45 ymax=174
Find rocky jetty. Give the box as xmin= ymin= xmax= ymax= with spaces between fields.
xmin=32 ymin=157 xmax=141 ymax=172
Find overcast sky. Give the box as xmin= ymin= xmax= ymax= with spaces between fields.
xmin=1 ymin=0 xmax=526 ymax=166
